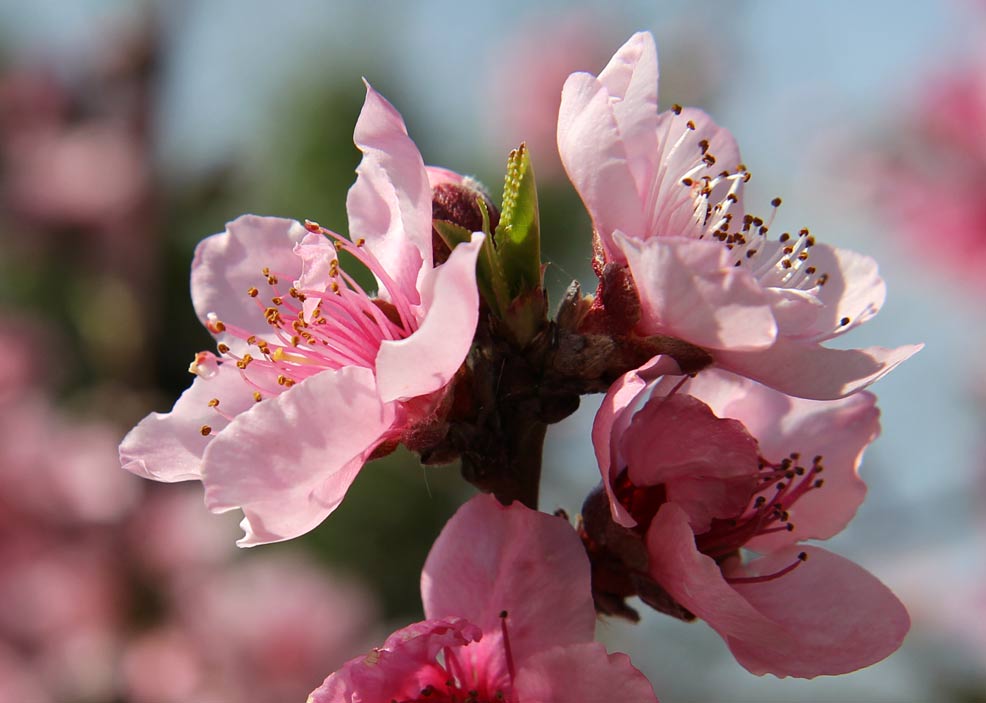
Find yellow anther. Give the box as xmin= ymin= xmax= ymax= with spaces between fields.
xmin=208 ymin=398 xmax=219 ymax=407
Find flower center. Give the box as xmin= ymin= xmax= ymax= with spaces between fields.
xmin=398 ymin=613 xmax=516 ymax=703
xmin=191 ymin=221 xmax=419 ymax=430
xmin=615 ymin=451 xmax=825 ymax=583
xmin=648 ymin=106 xmax=832 ymax=293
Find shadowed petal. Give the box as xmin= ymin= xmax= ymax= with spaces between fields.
xmin=516 ymin=643 xmax=659 ymax=702
xmin=422 ymin=495 xmax=596 ymax=665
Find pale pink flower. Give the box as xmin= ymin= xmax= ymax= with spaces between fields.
xmin=309 ymin=494 xmax=659 ymax=702
xmin=591 ymin=360 xmax=909 ymax=677
xmin=120 ymin=84 xmax=483 ymax=545
xmin=558 ymin=32 xmax=920 ymax=399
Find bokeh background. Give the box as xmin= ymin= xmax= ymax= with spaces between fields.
xmin=0 ymin=1 xmax=982 ymax=701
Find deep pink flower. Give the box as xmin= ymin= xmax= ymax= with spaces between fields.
xmin=591 ymin=360 xmax=909 ymax=677
xmin=120 ymin=84 xmax=483 ymax=545
xmin=309 ymin=494 xmax=659 ymax=702
xmin=558 ymin=32 xmax=920 ymax=399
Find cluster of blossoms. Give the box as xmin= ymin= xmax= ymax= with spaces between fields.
xmin=121 ymin=32 xmax=919 ymax=699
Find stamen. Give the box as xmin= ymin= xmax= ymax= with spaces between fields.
xmin=725 ymin=552 xmax=807 ymax=585
xmin=499 ymin=610 xmax=517 ymax=684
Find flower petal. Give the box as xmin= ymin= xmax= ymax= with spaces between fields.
xmin=794 ymin=244 xmax=887 ymax=341
xmin=120 ymin=363 xmax=260 ymax=482
xmin=618 ymin=234 xmax=777 ymax=351
xmin=596 ymin=32 xmax=660 ymax=190
xmin=191 ymin=215 xmax=309 ymax=354
xmin=346 ymin=82 xmax=431 ymax=301
xmin=375 ymin=234 xmax=482 ymax=403
xmin=516 ymin=643 xmax=658 ymax=703
xmin=646 ymin=503 xmax=908 ymax=678
xmin=201 ymin=366 xmax=396 ymax=546
xmin=421 ymin=495 xmax=596 ymax=664
xmin=558 ymin=72 xmax=646 ymax=261
xmin=623 ymin=393 xmax=759 ymax=532
xmin=681 ymin=373 xmax=879 ymax=550
xmin=593 ymin=355 xmax=682 ymax=527
xmin=727 ymin=546 xmax=910 ymax=678
xmin=714 ymin=338 xmax=923 ymax=400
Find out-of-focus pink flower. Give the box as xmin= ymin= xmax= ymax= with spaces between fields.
xmin=126 ymin=484 xmax=240 ymax=577
xmin=0 ymin=394 xmax=140 ymax=527
xmin=488 ymin=15 xmax=613 ymax=181
xmin=120 ymin=84 xmax=483 ymax=545
xmin=310 ymin=494 xmax=658 ymax=702
xmin=558 ymin=32 xmax=920 ymax=399
xmin=591 ymin=360 xmax=909 ymax=677
xmin=866 ymin=53 xmax=986 ymax=292
xmin=122 ymin=553 xmax=377 ymax=703
xmin=4 ymin=123 xmax=147 ymax=228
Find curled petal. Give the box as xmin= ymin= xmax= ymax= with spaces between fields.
xmin=558 ymin=72 xmax=646 ymax=260
xmin=422 ymin=495 xmax=596 ymax=664
xmin=375 ymin=234 xmax=483 ymax=403
xmin=191 ymin=215 xmax=309 ymax=354
xmin=596 ymin=31 xmax=660 ymax=190
xmin=347 ymin=82 xmax=431 ymax=300
xmin=618 ymin=234 xmax=777 ymax=351
xmin=201 ymin=366 xmax=396 ymax=546
xmin=715 ymin=338 xmax=924 ymax=400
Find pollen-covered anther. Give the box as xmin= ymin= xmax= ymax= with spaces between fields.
xmin=200 ymin=425 xmax=212 ymax=436
xmin=206 ymin=313 xmax=226 ymax=334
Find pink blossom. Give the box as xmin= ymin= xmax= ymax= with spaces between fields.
xmin=557 ymin=32 xmax=919 ymax=399
xmin=120 ymin=84 xmax=483 ymax=545
xmin=309 ymin=494 xmax=658 ymax=702
xmin=591 ymin=361 xmax=909 ymax=677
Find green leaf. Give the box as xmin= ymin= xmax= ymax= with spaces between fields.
xmin=494 ymin=143 xmax=541 ymax=297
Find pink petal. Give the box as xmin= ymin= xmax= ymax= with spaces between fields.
xmin=618 ymin=234 xmax=777 ymax=351
xmin=120 ymin=363 xmax=260 ymax=482
xmin=293 ymin=231 xmax=338 ymax=321
xmin=727 ymin=546 xmax=910 ymax=678
xmin=375 ymin=234 xmax=482 ymax=403
xmin=558 ymin=72 xmax=646 ymax=260
xmin=646 ymin=504 xmax=908 ymax=678
xmin=622 ymin=393 xmax=759 ymax=532
xmin=714 ymin=338 xmax=924 ymax=400
xmin=200 ymin=366 xmax=396 ymax=546
xmin=425 ymin=165 xmax=465 ymax=188
xmin=593 ymin=366 xmax=650 ymax=527
xmin=596 ymin=32 xmax=660 ymax=191
xmin=421 ymin=495 xmax=596 ymax=665
xmin=190 ymin=215 xmax=309 ymax=354
xmin=644 ymin=107 xmax=742 ymax=239
xmin=515 ymin=643 xmax=659 ymax=703
xmin=309 ymin=618 xmax=481 ymax=703
xmin=793 ymin=244 xmax=887 ymax=341
xmin=723 ymin=384 xmax=878 ymax=551
xmin=346 ymin=82 xmax=431 ymax=301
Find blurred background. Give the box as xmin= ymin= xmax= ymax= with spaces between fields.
xmin=0 ymin=1 xmax=981 ymax=701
